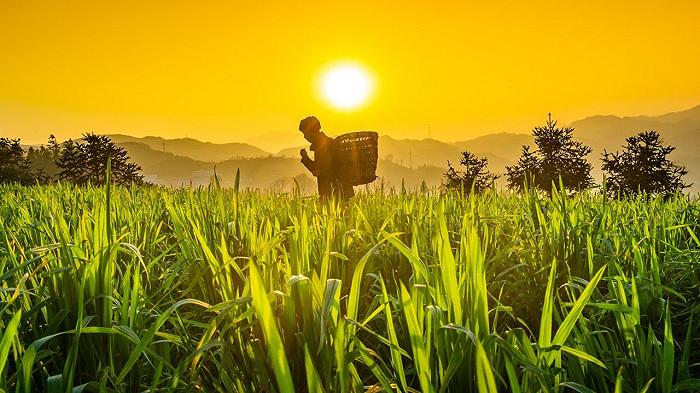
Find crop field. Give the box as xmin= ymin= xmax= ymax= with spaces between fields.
xmin=1 ymin=182 xmax=699 ymax=392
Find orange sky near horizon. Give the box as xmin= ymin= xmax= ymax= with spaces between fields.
xmin=1 ymin=0 xmax=699 ymax=149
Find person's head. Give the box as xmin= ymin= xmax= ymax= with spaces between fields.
xmin=299 ymin=116 xmax=321 ymax=143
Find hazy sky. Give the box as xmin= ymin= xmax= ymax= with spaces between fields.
xmin=2 ymin=0 xmax=699 ymax=147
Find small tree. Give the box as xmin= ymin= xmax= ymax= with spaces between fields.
xmin=443 ymin=151 xmax=499 ymax=194
xmin=57 ymin=133 xmax=144 ymax=185
xmin=505 ymin=146 xmax=538 ymax=192
xmin=26 ymin=135 xmax=62 ymax=181
xmin=0 ymin=138 xmax=38 ymax=185
xmin=601 ymin=130 xmax=689 ymax=197
xmin=506 ymin=114 xmax=594 ymax=193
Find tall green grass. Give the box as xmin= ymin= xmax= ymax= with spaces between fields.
xmin=1 ymin=182 xmax=699 ymax=392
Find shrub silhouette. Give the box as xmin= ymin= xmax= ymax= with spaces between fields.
xmin=506 ymin=115 xmax=593 ymax=193
xmin=601 ymin=130 xmax=689 ymax=197
xmin=57 ymin=133 xmax=144 ymax=185
xmin=0 ymin=138 xmax=40 ymax=185
xmin=26 ymin=135 xmax=62 ymax=182
xmin=443 ymin=151 xmax=499 ymax=194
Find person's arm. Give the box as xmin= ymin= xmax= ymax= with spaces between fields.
xmin=300 ymin=149 xmax=318 ymax=176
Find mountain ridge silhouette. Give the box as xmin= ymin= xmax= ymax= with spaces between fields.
xmin=32 ymin=104 xmax=699 ymax=191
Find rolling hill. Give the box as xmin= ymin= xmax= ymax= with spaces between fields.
xmin=571 ymin=105 xmax=700 ymax=190
xmin=107 ymin=134 xmax=270 ymax=162
xmin=116 ymin=141 xmax=446 ymax=191
xmin=570 ymin=106 xmax=700 ymax=156
xmin=452 ymin=133 xmax=532 ymax=161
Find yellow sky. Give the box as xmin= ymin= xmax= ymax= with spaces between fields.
xmin=1 ymin=1 xmax=699 ymax=148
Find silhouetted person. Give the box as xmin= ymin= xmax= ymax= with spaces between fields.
xmin=299 ymin=116 xmax=354 ymax=201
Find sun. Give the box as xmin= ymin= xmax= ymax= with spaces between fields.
xmin=319 ymin=63 xmax=373 ymax=110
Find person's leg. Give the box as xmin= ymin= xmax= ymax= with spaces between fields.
xmin=318 ymin=178 xmax=332 ymax=202
xmin=330 ymin=179 xmax=352 ymax=202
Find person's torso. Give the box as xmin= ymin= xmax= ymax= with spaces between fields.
xmin=311 ymin=133 xmax=354 ymax=199
xmin=310 ymin=133 xmax=338 ymax=179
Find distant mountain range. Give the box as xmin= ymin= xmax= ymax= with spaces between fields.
xmin=117 ymin=140 xmax=444 ymax=192
xmin=571 ymin=105 xmax=700 ymax=190
xmin=107 ymin=134 xmax=269 ymax=162
xmin=94 ymin=105 xmax=700 ymax=192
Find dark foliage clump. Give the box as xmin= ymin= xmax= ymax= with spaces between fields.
xmin=57 ymin=133 xmax=144 ymax=185
xmin=506 ymin=115 xmax=593 ymax=194
xmin=443 ymin=151 xmax=499 ymax=194
xmin=602 ymin=130 xmax=689 ymax=197
xmin=26 ymin=134 xmax=62 ymax=182
xmin=0 ymin=138 xmax=42 ymax=185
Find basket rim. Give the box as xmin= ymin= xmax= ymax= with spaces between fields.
xmin=335 ymin=131 xmax=379 ymax=139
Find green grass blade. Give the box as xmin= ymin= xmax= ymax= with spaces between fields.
xmin=250 ymin=263 xmax=295 ymax=393
xmin=0 ymin=310 xmax=21 ymax=376
xmin=304 ymin=345 xmax=324 ymax=393
xmin=538 ymin=259 xmax=557 ymax=349
xmin=400 ymin=284 xmax=434 ymax=393
xmin=661 ymin=302 xmax=674 ymax=393
xmin=560 ymin=345 xmax=607 ymax=369
xmin=551 ymin=266 xmax=606 ymax=347
xmin=475 ymin=339 xmax=498 ymax=393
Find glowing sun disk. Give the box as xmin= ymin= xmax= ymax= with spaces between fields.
xmin=320 ymin=64 xmax=373 ymax=110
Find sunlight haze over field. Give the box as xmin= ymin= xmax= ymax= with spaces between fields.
xmin=1 ymin=0 xmax=699 ymax=144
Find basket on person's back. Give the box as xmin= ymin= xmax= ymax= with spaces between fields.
xmin=335 ymin=131 xmax=379 ymax=186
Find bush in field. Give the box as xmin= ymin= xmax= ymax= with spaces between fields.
xmin=504 ymin=145 xmax=538 ymax=191
xmin=0 ymin=137 xmax=40 ymax=184
xmin=506 ymin=115 xmax=594 ymax=193
xmin=57 ymin=133 xmax=144 ymax=185
xmin=26 ymin=134 xmax=62 ymax=182
xmin=602 ymin=130 xmax=689 ymax=197
xmin=443 ymin=151 xmax=499 ymax=194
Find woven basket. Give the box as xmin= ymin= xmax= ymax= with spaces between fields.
xmin=335 ymin=131 xmax=379 ymax=186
